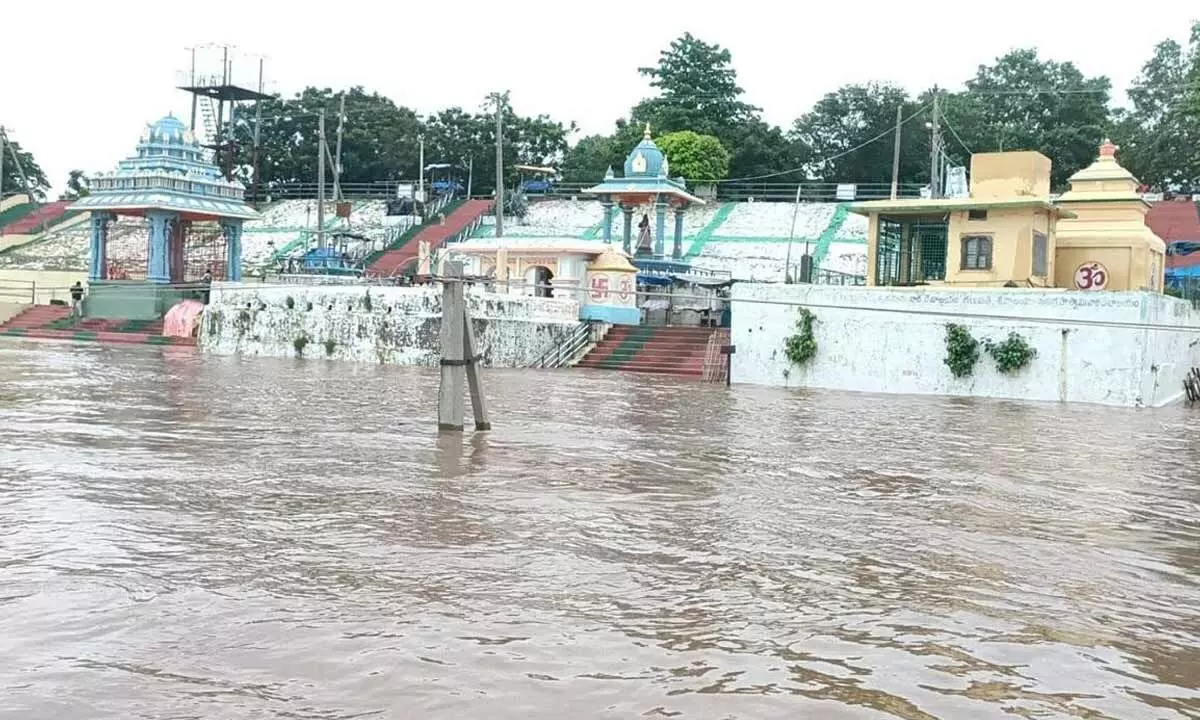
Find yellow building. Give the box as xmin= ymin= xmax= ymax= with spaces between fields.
xmin=1054 ymin=141 xmax=1165 ymax=292
xmin=851 ymin=151 xmax=1075 ymax=288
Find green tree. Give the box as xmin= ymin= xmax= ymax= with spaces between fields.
xmin=0 ymin=135 xmax=50 ymax=200
xmin=631 ymin=33 xmax=799 ymax=181
xmin=634 ymin=33 xmax=759 ymax=140
xmin=230 ymin=86 xmax=423 ymax=190
xmin=59 ymin=169 xmax=90 ymax=200
xmin=1111 ymin=22 xmax=1200 ymax=188
xmin=656 ymin=130 xmax=730 ymax=183
xmin=941 ymin=49 xmax=1112 ymax=189
xmin=791 ymin=83 xmax=930 ymax=186
xmin=424 ymin=97 xmax=571 ymax=195
xmin=560 ymin=120 xmax=648 ymax=183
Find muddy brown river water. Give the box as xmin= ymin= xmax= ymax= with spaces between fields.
xmin=0 ymin=339 xmax=1198 ymax=719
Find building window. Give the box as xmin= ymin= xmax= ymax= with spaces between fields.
xmin=968 ymin=209 xmax=988 ymax=221
xmin=1032 ymin=231 xmax=1048 ymax=276
xmin=961 ymin=235 xmax=992 ymax=270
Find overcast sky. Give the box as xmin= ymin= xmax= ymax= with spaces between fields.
xmin=3 ymin=1 xmax=1196 ymax=194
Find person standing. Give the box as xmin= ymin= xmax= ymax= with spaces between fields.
xmin=201 ymin=268 xmax=213 ymax=305
xmin=69 ymin=281 xmax=84 ymax=319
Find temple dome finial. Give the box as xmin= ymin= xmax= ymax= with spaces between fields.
xmin=643 ymin=122 xmax=651 ymax=140
xmin=1099 ymin=138 xmax=1118 ymax=159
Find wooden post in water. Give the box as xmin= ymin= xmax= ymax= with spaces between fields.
xmin=438 ymin=261 xmax=491 ymax=432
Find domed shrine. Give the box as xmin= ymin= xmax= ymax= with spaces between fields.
xmin=582 ymin=124 xmax=704 ymax=259
xmin=69 ymin=115 xmax=258 ymax=319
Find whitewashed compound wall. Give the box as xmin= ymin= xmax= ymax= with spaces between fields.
xmin=730 ymin=284 xmax=1200 ymax=407
xmin=199 ymin=282 xmax=581 ymax=367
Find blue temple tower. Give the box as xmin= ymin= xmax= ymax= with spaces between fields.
xmin=582 ymin=124 xmax=704 ymax=260
xmin=69 ymin=115 xmax=258 ymax=319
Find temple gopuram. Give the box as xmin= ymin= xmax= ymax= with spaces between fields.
xmin=70 ymin=115 xmax=258 ymax=319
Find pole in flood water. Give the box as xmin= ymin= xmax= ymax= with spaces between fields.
xmin=438 ymin=261 xmax=491 ymax=432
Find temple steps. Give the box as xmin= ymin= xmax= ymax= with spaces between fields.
xmin=367 ymin=199 xmax=492 ymax=278
xmin=0 ymin=304 xmax=193 ymax=346
xmin=574 ymin=325 xmax=719 ymax=379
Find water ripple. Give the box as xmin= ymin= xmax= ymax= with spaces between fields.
xmin=0 ymin=339 xmax=1198 ymax=718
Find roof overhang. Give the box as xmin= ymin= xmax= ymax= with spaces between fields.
xmin=849 ymin=196 xmax=1075 ymax=219
xmin=581 ymin=178 xmax=705 ymax=205
xmin=69 ymin=193 xmax=259 ymax=221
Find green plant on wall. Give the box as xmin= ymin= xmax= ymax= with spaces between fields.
xmin=293 ymin=334 xmax=309 ymax=355
xmin=944 ymin=323 xmax=980 ymax=378
xmin=323 ymin=338 xmax=336 ymax=356
xmin=360 ymin=292 xmax=373 ymax=312
xmin=784 ymin=308 xmax=817 ymax=366
xmin=984 ymin=332 xmax=1037 ymax=374
xmin=285 ymin=295 xmax=295 ymax=309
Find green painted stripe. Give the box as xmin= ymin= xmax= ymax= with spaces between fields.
xmin=582 ymin=204 xmax=618 ymax=240
xmin=0 ymin=328 xmax=28 ymax=336
xmin=145 ymin=335 xmax=173 ymax=345
xmin=73 ymin=331 xmax=98 ymax=341
xmin=811 ymin=203 xmax=852 ymax=272
xmin=684 ymin=202 xmax=737 ymax=258
xmin=588 ymin=327 xmax=654 ymax=368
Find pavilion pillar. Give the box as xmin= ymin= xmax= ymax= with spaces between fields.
xmin=601 ymin=200 xmax=614 ymax=244
xmin=654 ymin=196 xmax=666 ymax=258
xmin=170 ymin=219 xmax=188 ymax=283
xmin=622 ymin=206 xmax=633 ymax=255
xmin=220 ymin=218 xmax=244 ymax=281
xmin=145 ymin=210 xmax=177 ymax=284
xmin=672 ymin=207 xmax=685 ymax=260
xmin=87 ymin=211 xmax=114 ymax=281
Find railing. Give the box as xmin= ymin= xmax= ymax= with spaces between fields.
xmin=530 ymin=321 xmax=599 ymax=369
xmin=248 ymin=181 xmax=928 ymax=203
xmin=0 ymin=279 xmax=36 ymax=304
xmin=812 ymin=268 xmax=867 ymax=286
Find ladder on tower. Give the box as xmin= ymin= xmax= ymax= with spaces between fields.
xmin=198 ymin=96 xmax=219 ymax=146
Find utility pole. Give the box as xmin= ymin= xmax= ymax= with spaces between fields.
xmin=333 ymin=94 xmax=346 ymax=202
xmin=317 ymin=110 xmax=327 ymax=250
xmin=251 ymin=57 xmax=264 ymax=203
xmin=928 ymin=88 xmax=942 ymax=199
xmin=418 ymin=136 xmax=425 ymax=204
xmin=492 ymin=91 xmax=507 ymax=239
xmin=466 ymin=157 xmax=473 ymax=199
xmin=890 ymin=104 xmax=903 ymax=200
xmin=0 ymin=126 xmax=6 ymax=207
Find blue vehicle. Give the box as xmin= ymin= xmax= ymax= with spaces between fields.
xmin=516 ymin=164 xmax=559 ymax=194
xmin=426 ymin=163 xmax=464 ymax=196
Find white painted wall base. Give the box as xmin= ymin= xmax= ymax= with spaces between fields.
xmin=731 ymin=284 xmax=1200 ymax=407
xmin=199 ymin=282 xmax=581 ymax=367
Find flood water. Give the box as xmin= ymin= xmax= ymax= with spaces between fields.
xmin=1 ymin=339 xmax=1198 ymax=719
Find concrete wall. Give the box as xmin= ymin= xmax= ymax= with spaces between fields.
xmin=199 ymin=282 xmax=581 ymax=367
xmin=730 ymin=283 xmax=1200 ymax=407
xmin=0 ymin=302 xmax=27 ymax=324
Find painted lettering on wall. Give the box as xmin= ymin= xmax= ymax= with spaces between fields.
xmin=1074 ymin=262 xmax=1108 ymax=291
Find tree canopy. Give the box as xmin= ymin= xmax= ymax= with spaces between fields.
xmin=19 ymin=27 xmax=1191 ymax=200
xmin=0 ymin=135 xmax=50 ymax=201
xmin=656 ymin=131 xmax=730 ymax=184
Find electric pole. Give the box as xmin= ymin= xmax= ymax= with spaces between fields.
xmin=418 ymin=136 xmax=425 ymax=206
xmin=466 ymin=157 xmax=473 ymax=199
xmin=333 ymin=94 xmax=346 ymax=202
xmin=890 ymin=104 xmax=903 ymax=200
xmin=0 ymin=127 xmax=6 ymax=206
xmin=317 ymin=110 xmax=326 ymax=250
xmin=928 ymin=88 xmax=942 ymax=199
xmin=491 ymin=91 xmax=508 ymax=239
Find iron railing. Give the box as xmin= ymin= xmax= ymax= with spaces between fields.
xmin=248 ymin=180 xmax=927 ymax=203
xmin=0 ymin=279 xmax=36 ymax=304
xmin=813 ymin=268 xmax=867 ymax=286
xmin=530 ymin=321 xmax=598 ymax=369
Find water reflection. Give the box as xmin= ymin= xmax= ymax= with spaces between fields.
xmin=0 ymin=338 xmax=1197 ymax=719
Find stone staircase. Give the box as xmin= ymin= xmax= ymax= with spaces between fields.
xmin=0 ymin=201 xmax=73 ymax=235
xmin=575 ymin=325 xmax=721 ymax=378
xmin=367 ymin=199 xmax=492 ymax=278
xmin=0 ymin=304 xmax=193 ymax=346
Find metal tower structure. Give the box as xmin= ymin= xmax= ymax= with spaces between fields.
xmin=177 ymin=45 xmax=271 ymax=197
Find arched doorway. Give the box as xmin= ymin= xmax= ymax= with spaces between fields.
xmin=524 ymin=265 xmax=554 ymax=298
